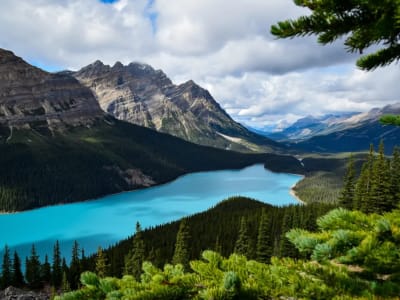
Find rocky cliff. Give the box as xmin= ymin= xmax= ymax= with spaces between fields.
xmin=74 ymin=61 xmax=281 ymax=152
xmin=0 ymin=49 xmax=104 ymax=133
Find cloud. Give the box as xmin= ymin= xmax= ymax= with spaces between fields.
xmin=0 ymin=0 xmax=398 ymax=127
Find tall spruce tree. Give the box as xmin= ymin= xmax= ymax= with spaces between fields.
xmin=390 ymin=147 xmax=400 ymax=206
xmin=124 ymin=222 xmax=146 ymax=280
xmin=68 ymin=241 xmax=81 ymax=290
xmin=11 ymin=251 xmax=24 ymax=288
xmin=25 ymin=245 xmax=42 ymax=289
xmin=52 ymin=241 xmax=62 ymax=288
xmin=370 ymin=141 xmax=392 ymax=213
xmin=338 ymin=154 xmax=356 ymax=209
xmin=1 ymin=245 xmax=12 ymax=289
xmin=172 ymin=219 xmax=191 ymax=269
xmin=41 ymin=255 xmax=51 ymax=284
xmin=354 ymin=144 xmax=375 ymax=212
xmin=234 ymin=217 xmax=253 ymax=258
xmin=256 ymin=209 xmax=272 ymax=263
xmin=95 ymin=247 xmax=109 ymax=278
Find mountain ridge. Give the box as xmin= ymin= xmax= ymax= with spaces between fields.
xmin=73 ymin=60 xmax=282 ymax=153
xmin=289 ymin=104 xmax=400 ymax=153
xmin=0 ymin=49 xmax=104 ymax=133
xmin=0 ymin=48 xmax=301 ymax=212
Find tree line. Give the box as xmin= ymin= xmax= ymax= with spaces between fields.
xmin=339 ymin=142 xmax=400 ymax=213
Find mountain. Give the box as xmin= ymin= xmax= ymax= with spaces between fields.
xmin=291 ymin=104 xmax=400 ymax=153
xmin=263 ymin=112 xmax=359 ymax=141
xmin=73 ymin=61 xmax=282 ymax=153
xmin=0 ymin=49 xmax=104 ymax=134
xmin=0 ymin=49 xmax=301 ymax=212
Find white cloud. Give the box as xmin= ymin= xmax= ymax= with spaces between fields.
xmin=0 ymin=0 xmax=398 ymax=127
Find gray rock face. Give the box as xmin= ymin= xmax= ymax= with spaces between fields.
xmin=74 ymin=61 xmax=280 ymax=152
xmin=0 ymin=49 xmax=104 ymax=131
xmin=0 ymin=287 xmax=49 ymax=300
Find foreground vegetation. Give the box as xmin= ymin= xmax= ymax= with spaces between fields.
xmin=57 ymin=206 xmax=400 ymax=299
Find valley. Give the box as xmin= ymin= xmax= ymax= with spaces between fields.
xmin=0 ymin=42 xmax=399 ymax=299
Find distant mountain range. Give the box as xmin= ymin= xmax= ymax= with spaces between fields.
xmin=252 ymin=106 xmax=400 ymax=154
xmin=72 ymin=61 xmax=281 ymax=153
xmin=0 ymin=48 xmax=299 ymax=212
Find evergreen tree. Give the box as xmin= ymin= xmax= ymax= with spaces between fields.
xmin=40 ymin=255 xmax=52 ymax=284
xmin=279 ymin=211 xmax=298 ymax=258
xmin=271 ymin=0 xmax=400 ymax=71
xmin=234 ymin=217 xmax=253 ymax=258
xmin=95 ymin=246 xmax=108 ymax=278
xmin=390 ymin=147 xmax=400 ymax=206
xmin=68 ymin=241 xmax=81 ymax=290
xmin=51 ymin=241 xmax=62 ymax=288
xmin=214 ymin=236 xmax=223 ymax=254
xmin=172 ymin=219 xmax=191 ymax=269
xmin=1 ymin=245 xmax=12 ymax=289
xmin=11 ymin=251 xmax=24 ymax=288
xmin=354 ymin=144 xmax=375 ymax=212
xmin=370 ymin=141 xmax=392 ymax=213
xmin=124 ymin=222 xmax=146 ymax=279
xmin=338 ymin=154 xmax=356 ymax=209
xmin=61 ymin=271 xmax=70 ymax=293
xmin=256 ymin=209 xmax=272 ymax=263
xmin=25 ymin=245 xmax=42 ymax=289
xmin=80 ymin=249 xmax=89 ymax=273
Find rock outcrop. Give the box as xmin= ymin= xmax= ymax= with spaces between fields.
xmin=74 ymin=61 xmax=281 ymax=152
xmin=0 ymin=49 xmax=104 ymax=132
xmin=0 ymin=286 xmax=49 ymax=300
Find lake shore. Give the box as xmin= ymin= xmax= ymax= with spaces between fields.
xmin=289 ymin=176 xmax=305 ymax=204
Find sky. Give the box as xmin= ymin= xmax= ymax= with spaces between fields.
xmin=0 ymin=0 xmax=399 ymax=129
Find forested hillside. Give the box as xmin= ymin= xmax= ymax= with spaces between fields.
xmin=0 ymin=118 xmax=302 ymax=212
xmin=56 ymin=206 xmax=400 ymax=299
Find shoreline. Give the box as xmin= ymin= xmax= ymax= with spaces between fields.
xmin=289 ymin=175 xmax=305 ymax=204
xmin=0 ymin=163 xmax=270 ymax=215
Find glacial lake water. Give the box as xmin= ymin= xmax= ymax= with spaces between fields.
xmin=0 ymin=164 xmax=302 ymax=262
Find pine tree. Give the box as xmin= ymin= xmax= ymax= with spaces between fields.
xmin=41 ymin=255 xmax=51 ymax=284
xmin=390 ymin=147 xmax=400 ymax=207
xmin=52 ymin=241 xmax=62 ymax=288
xmin=338 ymin=154 xmax=356 ymax=209
xmin=1 ymin=245 xmax=12 ymax=289
xmin=61 ymin=271 xmax=70 ymax=293
xmin=68 ymin=241 xmax=81 ymax=290
xmin=95 ymin=247 xmax=109 ymax=278
xmin=214 ymin=236 xmax=223 ymax=254
xmin=279 ymin=210 xmax=298 ymax=258
xmin=124 ymin=222 xmax=146 ymax=279
xmin=354 ymin=144 xmax=375 ymax=212
xmin=370 ymin=141 xmax=392 ymax=213
xmin=11 ymin=251 xmax=24 ymax=288
xmin=25 ymin=245 xmax=42 ymax=289
xmin=172 ymin=219 xmax=191 ymax=269
xmin=80 ymin=249 xmax=88 ymax=273
xmin=234 ymin=217 xmax=253 ymax=258
xmin=256 ymin=209 xmax=272 ymax=263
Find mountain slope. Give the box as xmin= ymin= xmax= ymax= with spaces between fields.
xmin=291 ymin=104 xmax=400 ymax=153
xmin=0 ymin=49 xmax=103 ymax=133
xmin=73 ymin=61 xmax=282 ymax=153
xmin=0 ymin=49 xmax=301 ymax=212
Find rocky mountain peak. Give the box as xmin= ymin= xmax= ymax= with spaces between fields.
xmin=0 ymin=48 xmax=104 ymax=132
xmin=73 ymin=60 xmax=280 ymax=152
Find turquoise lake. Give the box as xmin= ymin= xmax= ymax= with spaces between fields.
xmin=0 ymin=164 xmax=302 ymax=261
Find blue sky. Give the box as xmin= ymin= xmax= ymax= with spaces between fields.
xmin=0 ymin=0 xmax=398 ymax=128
